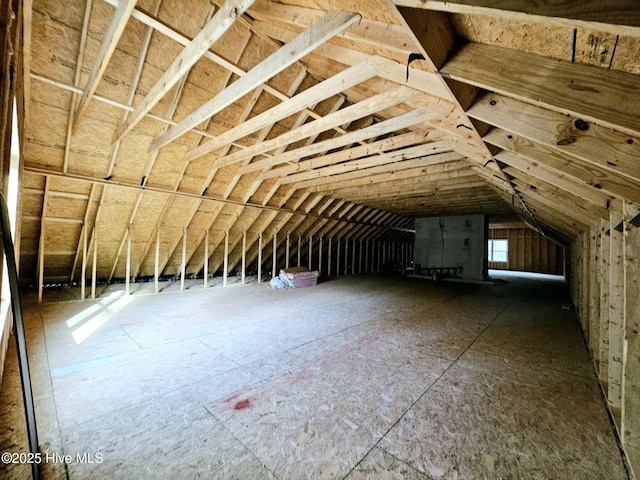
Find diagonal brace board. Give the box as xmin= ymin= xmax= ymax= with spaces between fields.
xmin=238 ymin=108 xmax=437 ymax=175
xmin=73 ymin=0 xmax=137 ymax=134
xmin=214 ymin=86 xmax=421 ymax=171
xmin=149 ymin=10 xmax=362 ymax=151
xmin=112 ymin=0 xmax=256 ymax=143
xmin=184 ymin=55 xmax=392 ymax=163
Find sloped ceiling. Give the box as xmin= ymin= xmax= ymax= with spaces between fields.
xmin=18 ymin=0 xmax=640 ymax=285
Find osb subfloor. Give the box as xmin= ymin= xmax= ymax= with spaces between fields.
xmin=1 ymin=271 xmax=628 ymax=479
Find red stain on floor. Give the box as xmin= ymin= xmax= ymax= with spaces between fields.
xmin=233 ymin=398 xmax=252 ymax=410
xmin=223 ymin=392 xmax=241 ymax=403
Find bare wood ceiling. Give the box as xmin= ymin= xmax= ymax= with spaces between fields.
xmin=18 ymin=0 xmax=640 ymax=286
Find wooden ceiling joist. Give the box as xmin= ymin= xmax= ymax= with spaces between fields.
xmin=150 ymin=9 xmax=362 ymax=151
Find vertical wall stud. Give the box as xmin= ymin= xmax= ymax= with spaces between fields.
xmin=125 ymin=228 xmax=131 ymax=295
xmin=344 ymin=238 xmax=349 ymax=275
xmin=272 ymin=232 xmax=277 ymax=278
xmin=336 ymin=237 xmax=341 ymax=275
xmin=609 ymin=205 xmax=625 ymax=415
xmin=308 ymin=236 xmax=313 ymax=270
xmin=365 ymin=240 xmax=369 ymax=274
xmin=286 ymin=234 xmax=290 ymax=269
xmin=241 ymin=231 xmax=246 ymax=284
xmin=258 ymin=233 xmax=263 ymax=283
xmin=328 ymin=237 xmax=332 ymax=276
xmin=154 ymin=228 xmax=160 ymax=294
xmin=91 ymin=228 xmax=97 ymax=300
xmin=81 ymin=226 xmax=87 ymax=300
xmin=351 ymin=238 xmax=356 ymax=275
xmin=180 ymin=228 xmax=186 ymax=291
xmin=318 ymin=237 xmax=323 ymax=275
xmin=223 ymin=230 xmax=229 ymax=286
xmin=203 ymin=229 xmax=209 ymax=289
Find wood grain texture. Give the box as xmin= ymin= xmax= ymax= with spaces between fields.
xmin=394 ymin=0 xmax=640 ymax=35
xmin=444 ymin=42 xmax=640 ymax=136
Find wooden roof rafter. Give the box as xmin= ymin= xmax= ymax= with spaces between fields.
xmin=392 ymin=0 xmax=640 ymax=36
xmin=150 ymin=9 xmax=362 ymax=151
xmin=72 ymin=0 xmax=137 ymax=134
xmin=111 ymin=0 xmax=257 ymax=142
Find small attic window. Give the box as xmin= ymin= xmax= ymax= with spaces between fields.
xmin=488 ymin=239 xmax=508 ymax=263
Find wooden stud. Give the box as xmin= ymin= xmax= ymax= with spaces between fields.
xmin=91 ymin=227 xmax=97 ymax=300
xmin=125 ymin=228 xmax=131 ymax=296
xmin=344 ymin=238 xmax=349 ymax=275
xmin=285 ymin=234 xmax=290 ymax=269
xmin=308 ymin=236 xmax=313 ymax=270
xmin=180 ymin=229 xmax=186 ymax=291
xmin=589 ymin=224 xmax=601 ymax=357
xmin=327 ymin=237 xmax=332 ymax=276
xmin=365 ymin=240 xmax=370 ymax=274
xmin=297 ymin=235 xmax=301 ymax=267
xmin=622 ymin=201 xmax=640 ymax=463
xmin=609 ymin=204 xmax=625 ymax=416
xmin=154 ymin=229 xmax=160 ymax=293
xmin=258 ymin=233 xmax=263 ymax=283
xmin=599 ymin=218 xmax=611 ymax=385
xmin=241 ymin=231 xmax=246 ymax=285
xmin=351 ymin=238 xmax=356 ymax=275
xmin=336 ymin=237 xmax=341 ymax=275
xmin=317 ymin=237 xmax=323 ymax=275
xmin=203 ymin=229 xmax=209 ymax=289
xmin=80 ymin=225 xmax=87 ymax=300
xmin=272 ymin=232 xmax=277 ymax=278
xmin=223 ymin=230 xmax=229 ymax=287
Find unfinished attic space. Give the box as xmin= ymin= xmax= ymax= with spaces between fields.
xmin=1 ymin=0 xmax=640 ymax=478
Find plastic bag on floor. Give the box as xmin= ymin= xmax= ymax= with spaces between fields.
xmin=269 ymin=276 xmax=287 ymax=289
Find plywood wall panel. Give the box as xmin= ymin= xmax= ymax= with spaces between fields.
xmin=489 ymin=227 xmax=564 ymax=275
